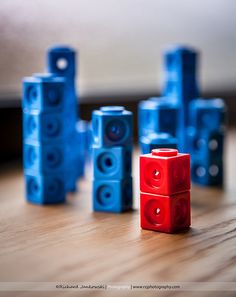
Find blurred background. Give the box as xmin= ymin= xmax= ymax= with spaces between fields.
xmin=0 ymin=0 xmax=236 ymax=161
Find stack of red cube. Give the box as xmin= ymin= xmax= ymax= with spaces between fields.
xmin=140 ymin=148 xmax=191 ymax=233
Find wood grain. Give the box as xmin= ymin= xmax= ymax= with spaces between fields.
xmin=0 ymin=129 xmax=236 ymax=297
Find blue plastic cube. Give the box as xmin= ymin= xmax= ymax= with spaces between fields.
xmin=23 ymin=141 xmax=72 ymax=174
xmin=191 ymin=156 xmax=223 ymax=186
xmin=25 ymin=171 xmax=66 ymax=204
xmin=93 ymin=146 xmax=132 ymax=180
xmin=92 ymin=106 xmax=133 ymax=147
xmin=22 ymin=74 xmax=65 ymax=112
xmin=138 ymin=97 xmax=178 ymax=137
xmin=140 ymin=132 xmax=177 ymax=154
xmin=187 ymin=128 xmax=224 ymax=157
xmin=93 ymin=178 xmax=133 ymax=213
xmin=47 ymin=46 xmax=76 ymax=78
xmin=189 ymin=98 xmax=226 ymax=132
xmin=23 ymin=110 xmax=74 ymax=142
xmin=47 ymin=46 xmax=78 ymax=115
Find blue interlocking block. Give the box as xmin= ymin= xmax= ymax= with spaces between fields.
xmin=93 ymin=178 xmax=133 ymax=213
xmin=22 ymin=74 xmax=65 ymax=112
xmin=23 ymin=109 xmax=74 ymax=142
xmin=140 ymin=132 xmax=177 ymax=154
xmin=187 ymin=128 xmax=224 ymax=157
xmin=191 ymin=155 xmax=223 ymax=186
xmin=25 ymin=171 xmax=66 ymax=204
xmin=189 ymin=98 xmax=226 ymax=133
xmin=162 ymin=45 xmax=199 ymax=152
xmin=23 ymin=141 xmax=73 ymax=174
xmin=47 ymin=46 xmax=76 ymax=78
xmin=92 ymin=106 xmax=133 ymax=147
xmin=93 ymin=146 xmax=132 ymax=180
xmin=188 ymin=128 xmax=224 ymax=186
xmin=47 ymin=46 xmax=78 ymax=116
xmin=138 ymin=97 xmax=178 ymax=139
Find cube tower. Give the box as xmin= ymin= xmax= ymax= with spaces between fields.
xmin=92 ymin=106 xmax=133 ymax=212
xmin=23 ymin=74 xmax=75 ymax=204
xmin=140 ymin=148 xmax=191 ymax=233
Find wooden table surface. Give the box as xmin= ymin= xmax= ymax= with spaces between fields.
xmin=1 ymin=130 xmax=236 ymax=297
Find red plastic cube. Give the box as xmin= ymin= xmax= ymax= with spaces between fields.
xmin=140 ymin=148 xmax=190 ymax=196
xmin=140 ymin=191 xmax=191 ymax=233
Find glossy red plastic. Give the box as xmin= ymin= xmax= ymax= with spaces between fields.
xmin=140 ymin=148 xmax=190 ymax=196
xmin=140 ymin=191 xmax=191 ymax=233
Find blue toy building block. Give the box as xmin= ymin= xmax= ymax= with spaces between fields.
xmin=23 ymin=141 xmax=73 ymax=174
xmin=47 ymin=46 xmax=76 ymax=78
xmin=138 ymin=97 xmax=178 ymax=138
xmin=93 ymin=146 xmax=132 ymax=180
xmin=47 ymin=46 xmax=78 ymax=116
xmin=22 ymin=74 xmax=65 ymax=112
xmin=191 ymin=156 xmax=223 ymax=186
xmin=92 ymin=106 xmax=133 ymax=147
xmin=93 ymin=178 xmax=133 ymax=213
xmin=188 ymin=128 xmax=224 ymax=186
xmin=189 ymin=98 xmax=226 ymax=132
xmin=23 ymin=109 xmax=74 ymax=142
xmin=187 ymin=128 xmax=224 ymax=157
xmin=140 ymin=132 xmax=177 ymax=154
xmin=25 ymin=171 xmax=66 ymax=204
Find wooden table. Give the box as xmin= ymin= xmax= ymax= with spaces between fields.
xmin=0 ymin=130 xmax=236 ymax=297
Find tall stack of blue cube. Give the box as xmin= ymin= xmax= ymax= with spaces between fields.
xmin=23 ymin=74 xmax=74 ymax=204
xmin=47 ymin=46 xmax=84 ymax=185
xmin=138 ymin=97 xmax=178 ymax=153
xmin=92 ymin=106 xmax=133 ymax=213
xmin=188 ymin=99 xmax=226 ymax=186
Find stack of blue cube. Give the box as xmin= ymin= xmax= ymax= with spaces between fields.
xmin=47 ymin=46 xmax=85 ymax=183
xmin=23 ymin=74 xmax=75 ymax=204
xmin=188 ymin=99 xmax=226 ymax=186
xmin=138 ymin=97 xmax=178 ymax=153
xmin=162 ymin=45 xmax=199 ymax=152
xmin=92 ymin=106 xmax=133 ymax=213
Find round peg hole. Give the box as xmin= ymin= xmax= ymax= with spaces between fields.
xmin=152 ymin=148 xmax=178 ymax=157
xmin=56 ymin=58 xmax=68 ymax=70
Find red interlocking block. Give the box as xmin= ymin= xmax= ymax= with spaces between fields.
xmin=140 ymin=191 xmax=191 ymax=233
xmin=140 ymin=148 xmax=190 ymax=196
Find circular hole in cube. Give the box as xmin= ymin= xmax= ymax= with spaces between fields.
xmin=27 ymin=147 xmax=37 ymax=166
xmin=97 ymin=185 xmax=114 ymax=207
xmin=144 ymin=199 xmax=165 ymax=226
xmin=56 ymin=58 xmax=68 ymax=70
xmin=26 ymin=85 xmax=38 ymax=104
xmin=45 ymin=118 xmax=60 ymax=137
xmin=47 ymin=178 xmax=63 ymax=195
xmin=46 ymin=149 xmax=61 ymax=167
xmin=28 ymin=178 xmax=39 ymax=195
xmin=209 ymin=165 xmax=219 ymax=177
xmin=98 ymin=152 xmax=117 ymax=174
xmin=208 ymin=139 xmax=218 ymax=151
xmin=196 ymin=166 xmax=206 ymax=177
xmin=105 ymin=119 xmax=127 ymax=143
xmin=26 ymin=116 xmax=37 ymax=135
xmin=145 ymin=162 xmax=164 ymax=189
xmin=46 ymin=88 xmax=60 ymax=105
